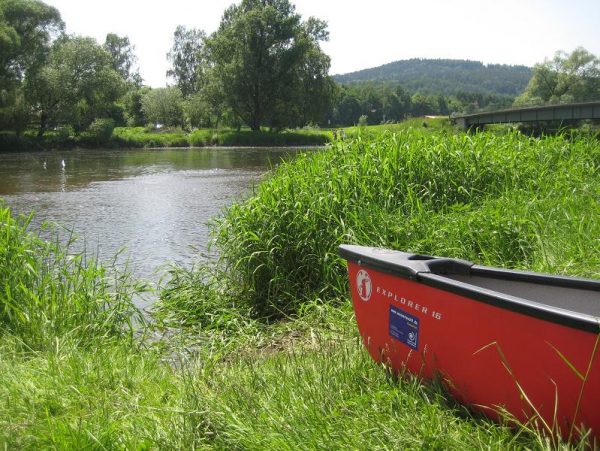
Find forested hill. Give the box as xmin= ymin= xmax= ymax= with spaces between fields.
xmin=333 ymin=59 xmax=532 ymax=96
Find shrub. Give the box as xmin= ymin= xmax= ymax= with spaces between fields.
xmin=83 ymin=118 xmax=116 ymax=146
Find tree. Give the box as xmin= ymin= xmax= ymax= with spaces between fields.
xmin=121 ymin=85 xmax=150 ymax=127
xmin=0 ymin=86 xmax=29 ymax=134
xmin=167 ymin=26 xmax=206 ymax=98
xmin=0 ymin=0 xmax=63 ymax=84
xmin=411 ymin=93 xmax=440 ymax=117
xmin=0 ymin=0 xmax=63 ymax=132
xmin=335 ymin=93 xmax=361 ymax=125
xmin=104 ymin=33 xmax=142 ymax=85
xmin=140 ymin=87 xmax=184 ymax=127
xmin=515 ymin=48 xmax=600 ymax=105
xmin=25 ymin=35 xmax=124 ymax=136
xmin=206 ymin=0 xmax=333 ymax=130
xmin=183 ymin=93 xmax=211 ymax=128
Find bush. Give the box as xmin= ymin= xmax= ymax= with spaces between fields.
xmin=82 ymin=118 xmax=116 ymax=146
xmin=0 ymin=132 xmax=36 ymax=152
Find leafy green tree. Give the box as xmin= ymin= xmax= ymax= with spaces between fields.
xmin=104 ymin=33 xmax=142 ymax=85
xmin=0 ymin=0 xmax=63 ymax=132
xmin=335 ymin=94 xmax=362 ymax=125
xmin=410 ymin=93 xmax=440 ymax=117
xmin=200 ymin=71 xmax=229 ymax=128
xmin=357 ymin=84 xmax=384 ymax=124
xmin=206 ymin=0 xmax=333 ymax=130
xmin=121 ymin=85 xmax=149 ymax=127
xmin=140 ymin=86 xmax=184 ymax=127
xmin=25 ymin=35 xmax=124 ymax=135
xmin=167 ymin=26 xmax=206 ymax=98
xmin=388 ymin=85 xmax=412 ymax=120
xmin=183 ymin=93 xmax=212 ymax=128
xmin=0 ymin=86 xmax=29 ymax=134
xmin=0 ymin=0 xmax=63 ymax=84
xmin=515 ymin=48 xmax=600 ymax=105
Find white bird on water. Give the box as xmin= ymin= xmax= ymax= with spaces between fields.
xmin=61 ymin=159 xmax=65 ymax=169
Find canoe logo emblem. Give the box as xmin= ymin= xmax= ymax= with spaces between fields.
xmin=356 ymin=270 xmax=372 ymax=301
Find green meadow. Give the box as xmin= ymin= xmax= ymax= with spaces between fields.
xmin=2 ymin=122 xmax=599 ymax=449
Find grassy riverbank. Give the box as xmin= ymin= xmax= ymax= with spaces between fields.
xmin=0 ymin=125 xmax=333 ymax=151
xmin=0 ymin=118 xmax=451 ymax=151
xmin=2 ymin=124 xmax=600 ymax=448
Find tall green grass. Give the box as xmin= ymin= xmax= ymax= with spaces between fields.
xmin=1 ymin=302 xmax=548 ymax=450
xmin=152 ymin=126 xmax=600 ymax=448
xmin=112 ymin=127 xmax=331 ymax=148
xmin=0 ymin=206 xmax=143 ymax=350
xmin=4 ymin=125 xmax=600 ymax=448
xmin=202 ymin=129 xmax=600 ymax=317
xmin=112 ymin=127 xmax=191 ymax=148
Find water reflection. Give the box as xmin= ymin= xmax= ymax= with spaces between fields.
xmin=0 ymin=147 xmax=310 ymax=299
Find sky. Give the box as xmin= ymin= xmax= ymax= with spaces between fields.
xmin=44 ymin=0 xmax=600 ymax=88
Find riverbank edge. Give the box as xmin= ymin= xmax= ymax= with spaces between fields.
xmin=0 ymin=118 xmax=456 ymax=152
xmin=3 ymin=125 xmax=600 ymax=447
xmin=0 ymin=127 xmax=332 ymax=152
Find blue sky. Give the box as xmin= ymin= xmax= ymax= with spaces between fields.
xmin=44 ymin=0 xmax=600 ymax=87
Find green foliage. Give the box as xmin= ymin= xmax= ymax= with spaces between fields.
xmin=0 ymin=130 xmax=38 ymax=150
xmin=331 ymin=81 xmax=513 ymax=125
xmin=141 ymin=86 xmax=185 ymax=128
xmin=3 ymin=126 xmax=598 ymax=448
xmin=103 ymin=32 xmax=142 ymax=85
xmin=0 ymin=206 xmax=143 ymax=350
xmin=183 ymin=93 xmax=211 ymax=128
xmin=0 ymin=86 xmax=29 ymax=134
xmin=25 ymin=35 xmax=125 ymax=135
xmin=81 ymin=117 xmax=115 ymax=146
xmin=335 ymin=58 xmax=532 ymax=97
xmin=121 ymin=85 xmax=149 ymax=127
xmin=0 ymin=0 xmax=63 ymax=134
xmin=0 ymin=341 xmax=183 ymax=449
xmin=0 ymin=0 xmax=63 ymax=83
xmin=111 ymin=126 xmax=329 ymax=148
xmin=515 ymin=47 xmax=600 ymax=105
xmin=216 ymin=129 xmax=329 ymax=146
xmin=205 ymin=0 xmax=333 ymax=130
xmin=167 ymin=25 xmax=206 ymax=98
xmin=210 ymin=128 xmax=600 ymax=317
xmin=176 ymin=331 xmax=530 ymax=449
xmin=0 ymin=302 xmax=552 ymax=450
xmin=112 ymin=126 xmax=189 ymax=148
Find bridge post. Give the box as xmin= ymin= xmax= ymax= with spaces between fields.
xmin=455 ymin=117 xmax=468 ymax=129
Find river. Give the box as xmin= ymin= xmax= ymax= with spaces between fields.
xmin=0 ymin=147 xmax=308 ymax=296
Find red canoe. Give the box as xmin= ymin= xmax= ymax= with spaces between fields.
xmin=339 ymin=245 xmax=600 ymax=442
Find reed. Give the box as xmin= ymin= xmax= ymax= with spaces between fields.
xmin=209 ymin=129 xmax=600 ymax=317
xmin=0 ymin=206 xmax=144 ymax=350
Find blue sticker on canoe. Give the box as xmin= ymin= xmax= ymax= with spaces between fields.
xmin=389 ymin=305 xmax=419 ymax=350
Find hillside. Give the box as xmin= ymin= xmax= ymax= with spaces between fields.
xmin=333 ymin=59 xmax=532 ymax=97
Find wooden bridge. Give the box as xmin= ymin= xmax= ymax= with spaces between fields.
xmin=452 ymin=101 xmax=600 ymax=129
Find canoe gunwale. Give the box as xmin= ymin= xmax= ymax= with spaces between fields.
xmin=339 ymin=245 xmax=600 ymax=334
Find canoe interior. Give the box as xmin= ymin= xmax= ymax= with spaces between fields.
xmin=338 ymin=244 xmax=600 ymax=331
xmin=447 ymin=271 xmax=600 ymax=317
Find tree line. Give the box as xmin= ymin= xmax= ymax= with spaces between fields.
xmin=2 ymin=0 xmax=600 ymax=140
xmin=334 ymin=59 xmax=532 ymax=97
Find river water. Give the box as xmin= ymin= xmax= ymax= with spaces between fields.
xmin=0 ymin=147 xmax=307 ymax=290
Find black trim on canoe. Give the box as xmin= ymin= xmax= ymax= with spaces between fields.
xmin=339 ymin=245 xmax=600 ymax=333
